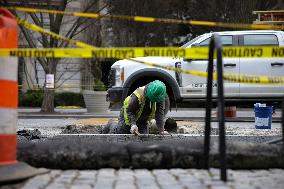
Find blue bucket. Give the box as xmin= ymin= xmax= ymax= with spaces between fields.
xmin=254 ymin=106 xmax=273 ymax=129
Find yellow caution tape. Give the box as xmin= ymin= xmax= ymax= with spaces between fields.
xmin=1 ymin=46 xmax=283 ymax=59
xmin=16 ymin=17 xmax=95 ymax=48
xmin=13 ymin=50 xmax=284 ymax=84
xmin=0 ymin=47 xmax=206 ymax=58
xmin=127 ymin=58 xmax=284 ymax=85
xmin=8 ymin=7 xmax=284 ymax=30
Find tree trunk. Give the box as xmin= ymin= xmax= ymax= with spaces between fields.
xmin=41 ymin=89 xmax=55 ymax=113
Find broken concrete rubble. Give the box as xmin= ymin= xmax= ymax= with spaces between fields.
xmin=17 ymin=129 xmax=42 ymax=140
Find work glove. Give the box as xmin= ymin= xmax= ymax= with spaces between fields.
xmin=159 ymin=129 xmax=169 ymax=135
xmin=130 ymin=125 xmax=140 ymax=135
xmin=149 ymin=119 xmax=156 ymax=126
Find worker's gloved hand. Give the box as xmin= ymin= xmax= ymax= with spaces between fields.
xmin=159 ymin=129 xmax=169 ymax=135
xmin=149 ymin=119 xmax=156 ymax=126
xmin=130 ymin=125 xmax=140 ymax=135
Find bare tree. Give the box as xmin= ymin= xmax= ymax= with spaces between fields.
xmin=108 ymin=0 xmax=190 ymax=46
xmin=0 ymin=0 xmax=100 ymax=112
xmin=105 ymin=0 xmax=280 ymax=46
xmin=187 ymin=0 xmax=279 ymax=36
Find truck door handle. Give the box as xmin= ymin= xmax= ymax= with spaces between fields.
xmin=224 ymin=63 xmax=236 ymax=67
xmin=271 ymin=62 xmax=284 ymax=67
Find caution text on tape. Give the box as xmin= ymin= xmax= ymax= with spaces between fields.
xmin=1 ymin=46 xmax=283 ymax=59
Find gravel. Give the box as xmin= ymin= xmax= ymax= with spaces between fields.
xmin=177 ymin=121 xmax=282 ymax=136
xmin=17 ymin=119 xmax=282 ymax=139
xmin=17 ymin=119 xmax=77 ymax=137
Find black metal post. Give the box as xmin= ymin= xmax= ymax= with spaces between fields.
xmin=214 ymin=34 xmax=227 ymax=182
xmin=204 ymin=35 xmax=215 ymax=169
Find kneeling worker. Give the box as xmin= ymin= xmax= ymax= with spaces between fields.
xmin=117 ymin=80 xmax=169 ymax=135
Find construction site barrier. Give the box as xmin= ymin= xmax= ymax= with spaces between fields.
xmin=0 ymin=8 xmax=47 ymax=184
xmin=1 ymin=46 xmax=284 ymax=59
xmin=0 ymin=8 xmax=18 ymax=167
xmin=6 ymin=7 xmax=284 ymax=30
xmin=1 ymin=47 xmax=284 ymax=85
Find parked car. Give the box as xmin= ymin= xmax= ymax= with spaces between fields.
xmin=107 ymin=30 xmax=284 ymax=109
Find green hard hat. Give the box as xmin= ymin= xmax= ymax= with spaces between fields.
xmin=146 ymin=80 xmax=166 ymax=102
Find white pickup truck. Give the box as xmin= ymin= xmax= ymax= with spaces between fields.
xmin=107 ymin=30 xmax=284 ymax=109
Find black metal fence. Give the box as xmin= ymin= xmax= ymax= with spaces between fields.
xmin=203 ymin=33 xmax=284 ymax=182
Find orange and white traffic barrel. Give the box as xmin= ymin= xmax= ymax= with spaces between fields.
xmin=0 ymin=8 xmax=18 ymax=167
xmin=0 ymin=8 xmax=48 ymax=183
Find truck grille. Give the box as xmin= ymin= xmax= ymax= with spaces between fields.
xmin=108 ymin=68 xmax=116 ymax=87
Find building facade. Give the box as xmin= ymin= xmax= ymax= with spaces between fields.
xmin=8 ymin=0 xmax=106 ymax=93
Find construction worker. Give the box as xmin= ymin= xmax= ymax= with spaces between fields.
xmin=117 ymin=80 xmax=169 ymax=135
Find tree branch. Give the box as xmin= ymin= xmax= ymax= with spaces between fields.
xmin=59 ymin=0 xmax=102 ymax=47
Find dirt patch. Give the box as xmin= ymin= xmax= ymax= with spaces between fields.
xmin=75 ymin=118 xmax=114 ymax=125
xmin=62 ymin=119 xmax=195 ymax=134
xmin=61 ymin=124 xmax=104 ymax=134
xmin=61 ymin=119 xmax=282 ymax=136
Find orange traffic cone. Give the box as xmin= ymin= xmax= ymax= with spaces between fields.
xmin=0 ymin=8 xmax=48 ymax=184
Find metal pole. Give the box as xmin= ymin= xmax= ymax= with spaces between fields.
xmin=204 ymin=36 xmax=215 ymax=169
xmin=214 ymin=34 xmax=227 ymax=182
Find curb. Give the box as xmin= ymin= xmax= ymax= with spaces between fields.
xmin=18 ymin=114 xmax=282 ymax=122
xmin=18 ymin=135 xmax=284 ymax=170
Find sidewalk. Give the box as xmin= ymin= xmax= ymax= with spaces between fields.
xmin=3 ymin=169 xmax=284 ymax=189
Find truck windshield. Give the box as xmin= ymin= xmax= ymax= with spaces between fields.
xmin=180 ymin=35 xmax=204 ymax=48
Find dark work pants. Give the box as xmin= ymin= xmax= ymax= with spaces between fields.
xmin=116 ymin=109 xmax=149 ymax=134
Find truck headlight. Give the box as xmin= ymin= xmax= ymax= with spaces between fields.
xmin=114 ymin=65 xmax=124 ymax=86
